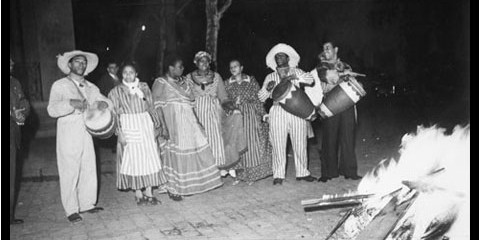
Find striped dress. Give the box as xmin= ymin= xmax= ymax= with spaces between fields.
xmin=258 ymin=68 xmax=314 ymax=179
xmin=108 ymin=82 xmax=167 ymax=190
xmin=152 ymin=77 xmax=223 ymax=195
xmin=185 ymin=70 xmax=227 ymax=167
xmin=225 ymin=74 xmax=273 ymax=182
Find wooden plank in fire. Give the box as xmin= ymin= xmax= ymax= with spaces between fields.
xmin=301 ymin=193 xmax=375 ymax=208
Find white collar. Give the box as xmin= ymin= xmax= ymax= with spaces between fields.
xmin=109 ymin=72 xmax=118 ymax=80
xmin=229 ymin=75 xmax=250 ymax=83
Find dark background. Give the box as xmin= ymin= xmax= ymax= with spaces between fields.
xmin=71 ymin=0 xmax=470 ymax=127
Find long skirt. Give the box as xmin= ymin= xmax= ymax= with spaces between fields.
xmin=235 ymin=103 xmax=273 ymax=182
xmin=158 ymin=102 xmax=223 ymax=196
xmin=194 ymin=96 xmax=226 ymax=166
xmin=116 ymin=112 xmax=167 ymax=190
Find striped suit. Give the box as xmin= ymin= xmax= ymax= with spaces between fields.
xmin=258 ymin=68 xmax=314 ymax=179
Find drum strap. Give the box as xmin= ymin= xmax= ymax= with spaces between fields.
xmin=67 ymin=77 xmax=87 ymax=101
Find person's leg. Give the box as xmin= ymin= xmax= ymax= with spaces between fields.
xmin=57 ymin=142 xmax=81 ymax=216
xmin=10 ymin=140 xmax=17 ymax=222
xmin=270 ymin=107 xmax=289 ymax=180
xmin=289 ymin=116 xmax=310 ymax=178
xmin=78 ymin=135 xmax=98 ymax=212
xmin=321 ymin=114 xmax=340 ymax=178
xmin=339 ymin=107 xmax=359 ymax=177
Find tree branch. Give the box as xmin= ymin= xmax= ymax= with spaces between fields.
xmin=176 ymin=0 xmax=194 ymax=16
xmin=217 ymin=0 xmax=232 ymax=18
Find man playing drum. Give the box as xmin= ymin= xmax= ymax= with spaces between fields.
xmin=258 ymin=43 xmax=318 ymax=185
xmin=315 ymin=42 xmax=362 ymax=183
xmin=47 ymin=50 xmax=113 ymax=223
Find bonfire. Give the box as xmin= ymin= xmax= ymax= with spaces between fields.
xmin=303 ymin=125 xmax=470 ymax=240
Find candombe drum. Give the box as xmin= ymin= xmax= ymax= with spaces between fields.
xmin=318 ymin=78 xmax=366 ymax=119
xmin=84 ymin=101 xmax=116 ymax=139
xmin=271 ymin=75 xmax=316 ymax=120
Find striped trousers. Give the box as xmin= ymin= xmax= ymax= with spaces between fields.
xmin=269 ymin=105 xmax=310 ymax=179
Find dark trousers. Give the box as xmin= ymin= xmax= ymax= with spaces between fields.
xmin=321 ymin=106 xmax=358 ymax=178
xmin=10 ymin=130 xmax=18 ymax=221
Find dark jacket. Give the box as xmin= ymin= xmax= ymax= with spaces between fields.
xmin=97 ymin=73 xmax=120 ymax=96
xmin=10 ymin=76 xmax=30 ymax=148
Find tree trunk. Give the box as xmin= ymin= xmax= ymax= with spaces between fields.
xmin=205 ymin=0 xmax=232 ymax=71
xmin=156 ymin=0 xmax=176 ymax=77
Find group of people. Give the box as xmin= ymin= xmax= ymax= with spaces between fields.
xmin=10 ymin=41 xmax=361 ymax=224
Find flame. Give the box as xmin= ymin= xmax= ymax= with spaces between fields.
xmin=352 ymin=125 xmax=470 ymax=239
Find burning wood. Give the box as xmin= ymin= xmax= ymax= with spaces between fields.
xmin=309 ymin=125 xmax=470 ymax=240
xmin=302 ymin=193 xmax=374 ymax=209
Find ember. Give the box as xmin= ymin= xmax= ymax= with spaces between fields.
xmin=304 ymin=125 xmax=470 ymax=240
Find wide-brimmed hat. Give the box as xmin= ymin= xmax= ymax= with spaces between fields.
xmin=57 ymin=50 xmax=98 ymax=75
xmin=265 ymin=43 xmax=300 ymax=71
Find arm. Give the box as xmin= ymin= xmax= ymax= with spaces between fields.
xmin=258 ymin=74 xmax=273 ymax=103
xmin=294 ymin=68 xmax=314 ymax=86
xmin=216 ymin=74 xmax=229 ymax=104
xmin=12 ymin=79 xmax=31 ymax=119
xmin=47 ymin=81 xmax=75 ymax=118
xmin=251 ymin=77 xmax=268 ymax=117
xmin=108 ymin=89 xmax=122 ymax=136
xmin=151 ymin=79 xmax=169 ymax=139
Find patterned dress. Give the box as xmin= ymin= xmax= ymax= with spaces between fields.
xmin=152 ymin=76 xmax=223 ymax=195
xmin=185 ymin=70 xmax=228 ymax=167
xmin=225 ymin=74 xmax=273 ymax=182
xmin=108 ymin=82 xmax=167 ymax=190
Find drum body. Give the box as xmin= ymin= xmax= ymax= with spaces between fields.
xmin=318 ymin=78 xmax=366 ymax=119
xmin=272 ymin=80 xmax=316 ymax=120
xmin=84 ymin=106 xmax=116 ymax=139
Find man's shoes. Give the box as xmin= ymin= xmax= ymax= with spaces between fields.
xmin=10 ymin=219 xmax=24 ymax=225
xmin=273 ymin=178 xmax=283 ymax=185
xmin=296 ymin=175 xmax=317 ymax=182
xmin=318 ymin=177 xmax=331 ymax=182
xmin=67 ymin=213 xmax=83 ymax=223
xmin=344 ymin=175 xmax=362 ymax=180
xmin=79 ymin=206 xmax=104 ymax=214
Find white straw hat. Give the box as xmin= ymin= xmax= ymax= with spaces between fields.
xmin=265 ymin=43 xmax=300 ymax=71
xmin=57 ymin=50 xmax=99 ymax=75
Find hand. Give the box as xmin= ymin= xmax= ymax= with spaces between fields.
xmin=262 ymin=114 xmax=270 ymax=122
xmin=14 ymin=107 xmax=26 ymax=123
xmin=325 ymin=70 xmax=340 ymax=85
xmin=233 ymin=109 xmax=241 ymax=114
xmin=283 ymin=75 xmax=298 ymax=82
xmin=97 ymin=101 xmax=108 ymax=111
xmin=266 ymin=81 xmax=276 ymax=91
xmin=70 ymin=99 xmax=87 ymax=112
xmin=161 ymin=127 xmax=169 ymax=140
xmin=118 ymin=131 xmax=127 ymax=146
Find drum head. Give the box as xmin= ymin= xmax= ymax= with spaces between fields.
xmin=271 ymin=80 xmax=292 ymax=102
xmin=347 ymin=78 xmax=367 ymax=97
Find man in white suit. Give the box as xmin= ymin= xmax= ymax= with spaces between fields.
xmin=48 ymin=50 xmax=113 ymax=223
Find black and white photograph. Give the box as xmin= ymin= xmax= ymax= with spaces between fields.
xmin=9 ymin=0 xmax=471 ymax=239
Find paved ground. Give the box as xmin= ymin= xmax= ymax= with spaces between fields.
xmin=10 ymin=98 xmax=420 ymax=240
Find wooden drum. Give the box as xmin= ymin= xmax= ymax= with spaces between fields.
xmin=271 ymin=80 xmax=316 ymax=120
xmin=84 ymin=101 xmax=116 ymax=139
xmin=318 ymin=78 xmax=366 ymax=119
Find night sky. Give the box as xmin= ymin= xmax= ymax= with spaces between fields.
xmin=71 ymin=0 xmax=470 ymax=108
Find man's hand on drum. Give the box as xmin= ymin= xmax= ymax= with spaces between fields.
xmin=283 ymin=75 xmax=298 ymax=82
xmin=325 ymin=70 xmax=340 ymax=85
xmin=97 ymin=101 xmax=109 ymax=111
xmin=70 ymin=99 xmax=87 ymax=112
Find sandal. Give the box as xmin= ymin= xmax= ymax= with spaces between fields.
xmin=144 ymin=196 xmax=161 ymax=205
xmin=168 ymin=192 xmax=183 ymax=201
